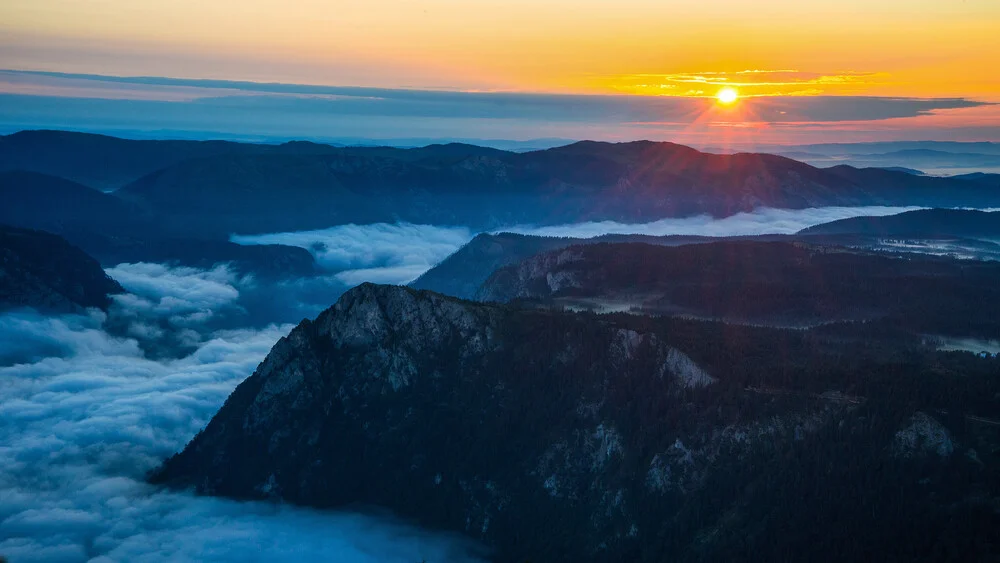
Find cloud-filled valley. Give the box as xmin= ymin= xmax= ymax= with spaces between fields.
xmin=0 ymin=203 xmax=990 ymax=562
xmin=0 ymin=310 xmax=486 ymax=562
xmin=504 ymin=205 xmax=924 ymax=239
xmin=232 ymin=222 xmax=473 ymax=286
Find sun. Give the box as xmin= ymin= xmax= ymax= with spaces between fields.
xmin=716 ymin=87 xmax=739 ymax=104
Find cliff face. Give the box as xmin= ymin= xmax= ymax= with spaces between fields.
xmin=153 ymin=284 xmax=1000 ymax=562
xmin=0 ymin=225 xmax=123 ymax=312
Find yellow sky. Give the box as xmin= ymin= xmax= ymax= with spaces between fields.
xmin=1 ymin=0 xmax=999 ymax=100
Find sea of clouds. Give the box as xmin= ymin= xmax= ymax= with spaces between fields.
xmin=0 ymin=204 xmax=939 ymax=561
xmin=0 ymin=296 xmax=486 ymax=561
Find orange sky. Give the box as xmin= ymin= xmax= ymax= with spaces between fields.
xmin=2 ymin=0 xmax=999 ymax=101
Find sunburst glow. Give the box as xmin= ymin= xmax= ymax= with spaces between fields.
xmin=717 ymin=87 xmax=739 ymax=104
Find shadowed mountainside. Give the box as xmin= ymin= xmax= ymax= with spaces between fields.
xmin=6 ymin=131 xmax=1000 ymax=236
xmin=476 ymin=241 xmax=1000 ymax=337
xmin=410 ymin=232 xmax=730 ymax=300
xmin=799 ymin=208 xmax=1000 ymax=238
xmin=0 ymin=224 xmax=123 ymax=312
xmin=0 ymin=170 xmax=317 ymax=277
xmin=118 ymin=140 xmax=1000 ymax=234
xmin=152 ymin=283 xmax=1000 ymax=563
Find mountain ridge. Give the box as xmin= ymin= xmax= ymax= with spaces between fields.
xmin=0 ymin=224 xmax=124 ymax=312
xmin=7 ymin=130 xmax=1000 ymax=236
xmin=151 ymin=282 xmax=1000 ymax=563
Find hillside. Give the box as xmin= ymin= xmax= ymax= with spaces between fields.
xmin=0 ymin=170 xmax=317 ymax=277
xmin=152 ymin=283 xmax=1000 ymax=563
xmin=0 ymin=224 xmax=123 ymax=311
xmin=410 ymin=231 xmax=724 ymax=299
xmin=6 ymin=131 xmax=1000 ymax=235
xmin=799 ymin=208 xmax=1000 ymax=238
xmin=115 ymin=140 xmax=1000 ymax=233
xmin=0 ymin=130 xmax=516 ymax=191
xmin=0 ymin=130 xmax=278 ymax=190
xmin=477 ymin=241 xmax=1000 ymax=336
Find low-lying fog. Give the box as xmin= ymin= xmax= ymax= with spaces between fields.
xmin=0 ymin=302 xmax=486 ymax=562
xmin=0 ymin=205 xmax=942 ymax=561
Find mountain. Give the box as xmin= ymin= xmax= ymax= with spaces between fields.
xmin=876 ymin=166 xmax=925 ymax=175
xmin=794 ymin=149 xmax=1000 ymax=174
xmin=952 ymin=172 xmax=1000 ymax=184
xmin=476 ymin=241 xmax=1000 ymax=336
xmin=6 ymin=131 xmax=1000 ymax=234
xmin=0 ymin=170 xmax=154 ymax=235
xmin=0 ymin=130 xmax=278 ymax=190
xmin=799 ymin=209 xmax=1000 ymax=238
xmin=0 ymin=130 xmax=516 ymax=191
xmin=824 ymin=166 xmax=1000 ymax=208
xmin=152 ymin=283 xmax=1000 ymax=563
xmin=789 ymin=141 xmax=1000 ymax=156
xmin=410 ymin=230 xmax=959 ymax=301
xmin=0 ymin=224 xmax=123 ymax=312
xmin=705 ymin=141 xmax=1000 ymax=157
xmin=706 ymin=142 xmax=1000 ymax=175
xmin=0 ymin=170 xmax=317 ymax=277
xmin=106 ymin=137 xmax=1000 ymax=233
xmin=410 ymin=233 xmax=587 ymax=299
xmin=114 ymin=140 xmax=872 ymax=234
xmin=410 ymin=231 xmax=755 ymax=300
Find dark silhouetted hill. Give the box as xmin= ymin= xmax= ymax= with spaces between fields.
xmin=799 ymin=209 xmax=1000 ymax=238
xmin=0 ymin=224 xmax=123 ymax=311
xmin=0 ymin=171 xmax=317 ymax=277
xmin=478 ymin=241 xmax=1000 ymax=336
xmin=152 ymin=283 xmax=1000 ymax=563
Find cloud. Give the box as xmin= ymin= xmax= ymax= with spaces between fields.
xmin=1 ymin=71 xmax=995 ymax=144
xmin=105 ymin=263 xmax=243 ymax=320
xmin=99 ymin=263 xmax=256 ymax=358
xmin=0 ymin=311 xmax=486 ymax=562
xmin=232 ymin=223 xmax=473 ymax=286
xmin=504 ymin=206 xmax=924 ymax=239
xmin=600 ymin=69 xmax=886 ymax=97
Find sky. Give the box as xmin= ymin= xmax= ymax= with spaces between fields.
xmin=1 ymin=0 xmax=999 ymax=143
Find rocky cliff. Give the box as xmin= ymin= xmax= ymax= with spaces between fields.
xmin=153 ymin=283 xmax=1000 ymax=562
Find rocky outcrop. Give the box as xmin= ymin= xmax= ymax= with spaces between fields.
xmin=153 ymin=284 xmax=1000 ymax=562
xmin=0 ymin=225 xmax=123 ymax=312
xmin=892 ymin=412 xmax=955 ymax=459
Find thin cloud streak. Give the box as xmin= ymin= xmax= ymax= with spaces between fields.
xmin=504 ymin=206 xmax=924 ymax=239
xmin=1 ymin=70 xmax=996 ymax=144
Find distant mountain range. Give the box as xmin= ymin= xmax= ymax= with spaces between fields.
xmin=5 ymin=129 xmax=1000 ymax=287
xmin=5 ymin=131 xmax=1000 ymax=238
xmin=0 ymin=170 xmax=317 ymax=277
xmin=698 ymin=141 xmax=1000 ymax=175
xmin=800 ymin=208 xmax=1000 ymax=238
